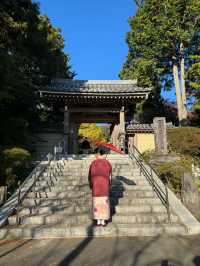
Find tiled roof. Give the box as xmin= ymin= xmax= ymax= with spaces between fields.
xmin=44 ymin=79 xmax=151 ymax=94
xmin=126 ymin=123 xmax=154 ymax=132
xmin=126 ymin=122 xmax=174 ymax=133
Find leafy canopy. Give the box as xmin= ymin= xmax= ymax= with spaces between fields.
xmin=0 ymin=0 xmax=74 ymax=149
xmin=120 ymin=0 xmax=200 ymax=123
xmin=121 ymin=0 xmax=200 ymax=85
xmin=79 ymin=124 xmax=106 ymax=142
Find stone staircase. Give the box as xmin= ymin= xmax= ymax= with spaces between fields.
xmin=0 ymin=154 xmax=196 ymax=239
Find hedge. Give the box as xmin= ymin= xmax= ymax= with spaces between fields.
xmin=167 ymin=127 xmax=200 ymax=157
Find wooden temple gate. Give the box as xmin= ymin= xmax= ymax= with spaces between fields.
xmin=40 ymin=80 xmax=151 ymax=154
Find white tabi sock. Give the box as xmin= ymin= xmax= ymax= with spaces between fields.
xmin=97 ymin=219 xmax=101 ymax=225
xmin=101 ymin=219 xmax=106 ymax=225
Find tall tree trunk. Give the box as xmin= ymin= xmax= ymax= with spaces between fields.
xmin=173 ymin=63 xmax=184 ymax=122
xmin=180 ymin=43 xmax=187 ymax=120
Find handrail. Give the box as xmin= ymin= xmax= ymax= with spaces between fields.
xmin=128 ymin=145 xmax=171 ymax=222
xmin=0 ymin=138 xmax=65 ymax=227
xmin=15 ymin=139 xmax=66 ymax=225
xmin=15 ymin=155 xmax=52 ymax=225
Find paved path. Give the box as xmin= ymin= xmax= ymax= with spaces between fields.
xmin=0 ymin=235 xmax=200 ymax=266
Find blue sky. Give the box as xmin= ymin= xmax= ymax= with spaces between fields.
xmin=38 ymin=0 xmax=175 ymax=101
xmin=38 ymin=0 xmax=134 ymax=80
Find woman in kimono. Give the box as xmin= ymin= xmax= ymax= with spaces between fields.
xmin=88 ymin=147 xmax=112 ymax=226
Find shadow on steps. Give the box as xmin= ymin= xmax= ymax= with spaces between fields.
xmin=110 ymin=176 xmax=136 ymax=219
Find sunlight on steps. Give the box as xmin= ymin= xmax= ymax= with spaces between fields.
xmin=0 ymin=154 xmax=198 ymax=239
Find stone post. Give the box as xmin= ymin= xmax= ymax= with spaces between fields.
xmin=153 ymin=117 xmax=168 ymax=155
xmin=181 ymin=172 xmax=200 ymax=219
xmin=119 ymin=106 xmax=126 ymax=151
xmin=128 ymin=135 xmax=134 ymax=154
xmin=64 ymin=105 xmax=70 ymax=154
xmin=0 ymin=186 xmax=7 ymax=206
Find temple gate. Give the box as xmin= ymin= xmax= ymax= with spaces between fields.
xmin=39 ymin=79 xmax=151 ymax=154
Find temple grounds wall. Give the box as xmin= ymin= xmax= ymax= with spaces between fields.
xmin=134 ymin=133 xmax=155 ymax=153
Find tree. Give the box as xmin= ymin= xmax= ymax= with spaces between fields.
xmin=0 ymin=0 xmax=74 ymax=149
xmin=79 ymin=124 xmax=106 ymax=141
xmin=135 ymin=0 xmax=144 ymax=7
xmin=187 ymin=51 xmax=200 ymax=121
xmin=120 ymin=0 xmax=200 ymax=124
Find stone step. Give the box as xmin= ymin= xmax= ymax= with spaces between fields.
xmin=0 ymin=223 xmax=187 ymax=239
xmin=27 ymin=191 xmax=90 ymax=199
xmin=15 ymin=205 xmax=91 ymax=217
xmin=35 ymin=181 xmax=89 ymax=187
xmin=34 ymin=178 xmax=146 ymax=189
xmin=110 ymin=185 xmax=153 ymax=192
xmin=114 ymin=197 xmax=161 ymax=205
xmin=31 ymin=185 xmax=90 ymax=193
xmin=8 ymin=213 xmax=91 ymax=226
xmin=28 ymin=189 xmax=155 ymax=199
xmin=33 ymin=180 xmax=149 ymax=190
xmin=63 ymin=172 xmax=141 ymax=178
xmin=110 ymin=190 xmax=154 ymax=198
xmin=22 ymin=197 xmax=91 ymax=207
xmin=22 ymin=195 xmax=160 ymax=209
xmin=133 ymin=179 xmax=150 ymax=186
xmin=9 ymin=211 xmax=177 ymax=226
xmin=31 ymin=184 xmax=151 ymax=194
xmin=21 ymin=200 xmax=163 ymax=213
xmin=21 ymin=197 xmax=161 ymax=210
xmin=38 ymin=177 xmax=86 ymax=182
xmin=112 ymin=179 xmax=150 ymax=186
xmin=62 ymin=165 xmax=135 ymax=170
xmin=62 ymin=170 xmax=87 ymax=174
xmin=60 ymin=171 xmax=135 ymax=177
xmin=115 ymin=205 xmax=167 ymax=214
xmin=35 ymin=180 xmax=88 ymax=187
xmin=112 ymin=213 xmax=178 ymax=224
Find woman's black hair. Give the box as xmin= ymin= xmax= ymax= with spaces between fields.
xmin=94 ymin=147 xmax=106 ymax=155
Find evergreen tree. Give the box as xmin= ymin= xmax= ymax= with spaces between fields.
xmin=187 ymin=49 xmax=200 ymax=122
xmin=0 ymin=0 xmax=74 ymax=148
xmin=120 ymin=0 xmax=200 ymax=124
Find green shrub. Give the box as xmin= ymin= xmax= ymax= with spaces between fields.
xmin=141 ymin=150 xmax=153 ymax=163
xmin=1 ymin=147 xmax=31 ymax=194
xmin=142 ymin=127 xmax=200 ymax=195
xmin=167 ymin=127 xmax=200 ymax=157
xmin=3 ymin=147 xmax=31 ymax=164
xmin=142 ymin=148 xmax=193 ymax=194
xmin=153 ymin=156 xmax=192 ymax=194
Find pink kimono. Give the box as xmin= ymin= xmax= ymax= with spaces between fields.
xmin=88 ymin=159 xmax=112 ymax=220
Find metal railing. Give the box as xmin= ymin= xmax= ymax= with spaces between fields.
xmin=15 ymin=139 xmax=65 ymax=225
xmin=128 ymin=145 xmax=171 ymax=222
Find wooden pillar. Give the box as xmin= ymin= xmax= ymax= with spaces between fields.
xmin=111 ymin=124 xmax=120 ymax=147
xmin=119 ymin=106 xmax=125 ymax=151
xmin=120 ymin=106 xmax=125 ymax=133
xmin=64 ymin=105 xmax=70 ymax=154
xmin=72 ymin=123 xmax=78 ymax=154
